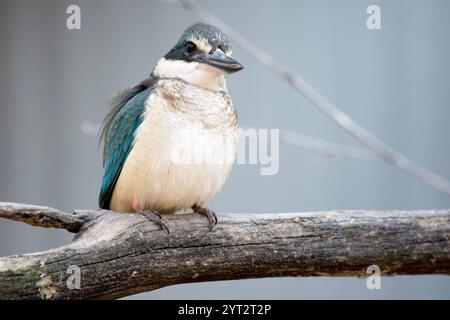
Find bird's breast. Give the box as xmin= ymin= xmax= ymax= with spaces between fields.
xmin=109 ymin=79 xmax=238 ymax=213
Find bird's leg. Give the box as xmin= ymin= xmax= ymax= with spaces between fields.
xmin=192 ymin=204 xmax=218 ymax=231
xmin=137 ymin=210 xmax=169 ymax=234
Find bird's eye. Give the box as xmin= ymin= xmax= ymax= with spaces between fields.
xmin=185 ymin=41 xmax=197 ymax=53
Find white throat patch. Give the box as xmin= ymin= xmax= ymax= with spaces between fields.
xmin=153 ymin=58 xmax=227 ymax=92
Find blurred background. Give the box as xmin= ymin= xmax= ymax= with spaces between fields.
xmin=1 ymin=0 xmax=449 ymax=299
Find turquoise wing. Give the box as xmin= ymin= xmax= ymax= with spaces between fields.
xmin=99 ymin=88 xmax=152 ymax=209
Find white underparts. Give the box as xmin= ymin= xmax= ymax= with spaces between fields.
xmin=109 ymin=78 xmax=238 ymax=214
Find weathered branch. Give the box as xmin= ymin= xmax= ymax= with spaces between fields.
xmin=0 ymin=202 xmax=97 ymax=233
xmin=0 ymin=202 xmax=449 ymax=299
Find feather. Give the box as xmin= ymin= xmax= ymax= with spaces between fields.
xmin=99 ymin=77 xmax=156 ymax=162
xmin=98 ymin=77 xmax=156 ymax=209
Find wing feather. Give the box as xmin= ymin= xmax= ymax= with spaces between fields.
xmin=99 ymin=78 xmax=156 ymax=209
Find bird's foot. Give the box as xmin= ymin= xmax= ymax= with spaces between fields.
xmin=192 ymin=205 xmax=218 ymax=231
xmin=138 ymin=210 xmax=169 ymax=234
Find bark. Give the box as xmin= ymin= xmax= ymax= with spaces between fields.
xmin=0 ymin=202 xmax=449 ymax=299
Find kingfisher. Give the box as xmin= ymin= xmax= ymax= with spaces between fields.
xmin=99 ymin=23 xmax=244 ymax=232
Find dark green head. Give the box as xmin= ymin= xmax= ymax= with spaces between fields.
xmin=164 ymin=23 xmax=244 ymax=74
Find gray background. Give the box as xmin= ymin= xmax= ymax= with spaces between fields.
xmin=1 ymin=0 xmax=449 ymax=299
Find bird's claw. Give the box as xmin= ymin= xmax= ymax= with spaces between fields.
xmin=138 ymin=210 xmax=170 ymax=234
xmin=192 ymin=205 xmax=218 ymax=231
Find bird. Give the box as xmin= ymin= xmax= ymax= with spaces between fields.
xmin=98 ymin=23 xmax=244 ymax=232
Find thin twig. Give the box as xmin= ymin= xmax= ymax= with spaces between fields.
xmin=279 ymin=129 xmax=375 ymax=161
xmin=171 ymin=0 xmax=450 ymax=195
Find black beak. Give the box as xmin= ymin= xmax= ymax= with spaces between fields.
xmin=196 ymin=49 xmax=244 ymax=73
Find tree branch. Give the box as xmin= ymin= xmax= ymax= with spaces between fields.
xmin=0 ymin=202 xmax=97 ymax=233
xmin=0 ymin=202 xmax=449 ymax=299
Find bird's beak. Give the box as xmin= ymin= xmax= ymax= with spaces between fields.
xmin=196 ymin=49 xmax=244 ymax=74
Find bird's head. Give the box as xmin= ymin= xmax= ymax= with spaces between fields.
xmin=153 ymin=23 xmax=244 ymax=91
